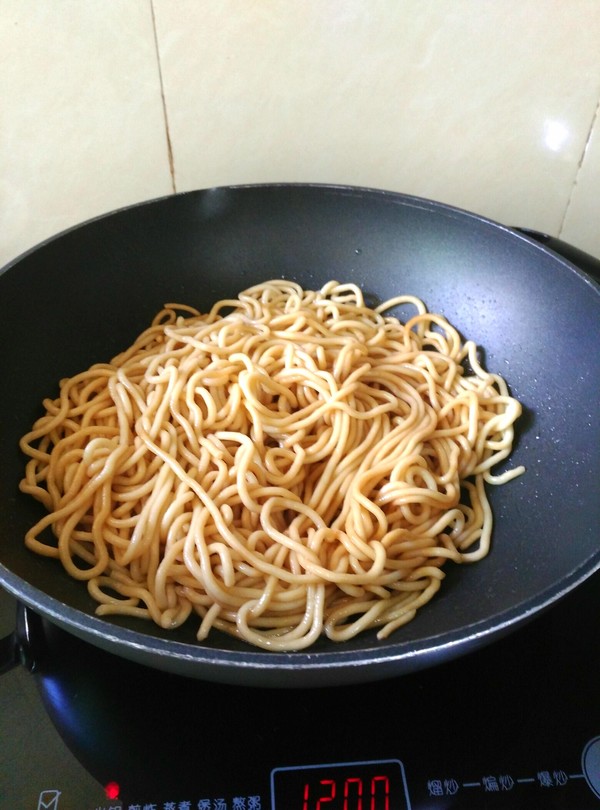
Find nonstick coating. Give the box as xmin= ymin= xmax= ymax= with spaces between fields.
xmin=1 ymin=184 xmax=599 ymax=687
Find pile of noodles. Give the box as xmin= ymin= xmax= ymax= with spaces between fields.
xmin=19 ymin=280 xmax=523 ymax=651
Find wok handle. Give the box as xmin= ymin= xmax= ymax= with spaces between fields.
xmin=0 ymin=602 xmax=43 ymax=675
xmin=514 ymin=228 xmax=600 ymax=282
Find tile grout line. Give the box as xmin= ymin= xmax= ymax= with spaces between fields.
xmin=558 ymin=91 xmax=600 ymax=238
xmin=150 ymin=0 xmax=176 ymax=194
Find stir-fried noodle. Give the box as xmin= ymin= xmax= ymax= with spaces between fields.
xmin=20 ymin=281 xmax=523 ymax=650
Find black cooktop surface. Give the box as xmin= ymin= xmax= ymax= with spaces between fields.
xmin=1 ymin=565 xmax=599 ymax=810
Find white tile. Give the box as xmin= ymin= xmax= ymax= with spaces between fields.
xmin=3 ymin=0 xmax=599 ymax=270
xmin=154 ymin=0 xmax=600 ymax=238
xmin=0 ymin=0 xmax=172 ymax=269
xmin=560 ymin=101 xmax=600 ymax=259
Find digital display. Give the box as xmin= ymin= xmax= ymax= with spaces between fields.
xmin=270 ymin=758 xmax=410 ymax=809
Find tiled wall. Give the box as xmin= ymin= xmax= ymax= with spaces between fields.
xmin=2 ymin=0 xmax=599 ymax=269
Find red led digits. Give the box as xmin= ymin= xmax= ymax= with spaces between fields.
xmin=344 ymin=777 xmax=363 ymax=804
xmin=302 ymin=774 xmax=390 ymax=809
xmin=303 ymin=778 xmax=336 ymax=808
xmin=272 ymin=759 xmax=404 ymax=810
xmin=370 ymin=775 xmax=390 ymax=810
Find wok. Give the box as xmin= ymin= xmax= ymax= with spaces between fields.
xmin=0 ymin=183 xmax=598 ymax=688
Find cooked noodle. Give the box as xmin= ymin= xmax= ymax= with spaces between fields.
xmin=19 ymin=280 xmax=524 ymax=650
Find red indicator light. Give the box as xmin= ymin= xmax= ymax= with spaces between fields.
xmin=104 ymin=782 xmax=120 ymax=800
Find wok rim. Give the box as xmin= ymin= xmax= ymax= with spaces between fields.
xmin=2 ymin=182 xmax=599 ymax=301
xmin=1 ymin=555 xmax=599 ymax=677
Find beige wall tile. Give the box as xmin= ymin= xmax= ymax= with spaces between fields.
xmin=2 ymin=0 xmax=599 ymax=269
xmin=0 ymin=0 xmax=173 ymax=268
xmin=154 ymin=0 xmax=600 ymax=253
xmin=560 ymin=102 xmax=600 ymax=258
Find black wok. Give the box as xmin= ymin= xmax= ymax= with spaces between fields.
xmin=1 ymin=184 xmax=599 ymax=688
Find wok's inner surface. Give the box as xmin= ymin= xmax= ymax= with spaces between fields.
xmin=1 ymin=185 xmax=598 ymax=686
